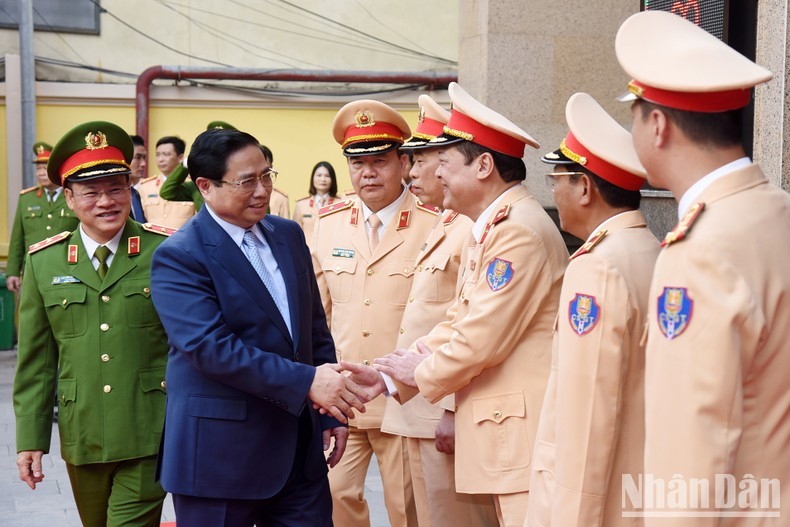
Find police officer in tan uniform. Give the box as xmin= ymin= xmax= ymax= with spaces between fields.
xmin=312 ymin=100 xmax=436 ymax=527
xmin=527 ymin=93 xmax=660 ymax=527
xmin=380 ymin=94 xmax=497 ymax=527
xmin=139 ymin=135 xmax=195 ymax=229
xmin=616 ymin=11 xmax=790 ymax=524
xmin=351 ymin=83 xmax=568 ymax=527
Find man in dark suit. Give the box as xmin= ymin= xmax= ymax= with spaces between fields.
xmin=150 ymin=129 xmax=368 ymax=526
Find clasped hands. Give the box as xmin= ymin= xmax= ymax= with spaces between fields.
xmin=309 ymin=342 xmax=432 ymax=421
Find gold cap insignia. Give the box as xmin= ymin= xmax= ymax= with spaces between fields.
xmin=355 ymin=110 xmax=375 ymax=128
xmin=417 ymin=106 xmax=425 ymax=124
xmin=36 ymin=144 xmax=45 ymax=155
xmin=85 ymin=131 xmax=109 ymax=150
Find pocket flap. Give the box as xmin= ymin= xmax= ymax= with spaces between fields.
xmin=139 ymin=367 xmax=167 ymax=393
xmin=188 ymin=396 xmax=247 ymax=421
xmin=386 ymin=260 xmax=415 ymax=278
xmin=472 ymin=392 xmax=525 ymax=424
xmin=44 ymin=286 xmax=87 ymax=309
xmin=58 ymin=378 xmax=76 ymax=406
xmin=323 ymin=258 xmax=357 ymax=275
xmin=123 ymin=280 xmax=152 ymax=298
xmin=427 ymin=253 xmax=451 ymax=273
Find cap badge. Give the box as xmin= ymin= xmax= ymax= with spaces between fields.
xmin=417 ymin=106 xmax=426 ymax=124
xmin=36 ymin=144 xmax=45 ymax=155
xmin=355 ymin=110 xmax=376 ymax=128
xmin=85 ymin=131 xmax=109 ymax=150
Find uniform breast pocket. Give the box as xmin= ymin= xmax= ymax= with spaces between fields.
xmin=122 ymin=279 xmax=161 ymax=327
xmin=385 ymin=260 xmax=416 ymax=307
xmin=43 ymin=285 xmax=88 ymax=338
xmin=24 ymin=211 xmax=43 ymax=219
xmin=472 ymin=392 xmax=531 ymax=471
xmin=322 ymin=259 xmax=357 ymax=303
xmin=414 ymin=253 xmax=454 ymax=303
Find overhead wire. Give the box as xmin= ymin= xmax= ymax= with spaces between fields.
xmin=31 ymin=5 xmax=91 ymax=65
xmin=351 ymin=0 xmax=436 ymax=56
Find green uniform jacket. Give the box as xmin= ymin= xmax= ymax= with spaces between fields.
xmin=14 ymin=219 xmax=170 ymax=466
xmin=6 ymin=187 xmax=79 ymax=276
xmin=158 ymin=164 xmax=203 ymax=212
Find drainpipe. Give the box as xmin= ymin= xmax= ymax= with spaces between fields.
xmin=136 ymin=66 xmax=457 ymax=146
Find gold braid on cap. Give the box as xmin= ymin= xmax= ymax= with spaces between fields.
xmin=342 ymin=133 xmax=403 ymax=148
xmin=442 ymin=125 xmax=474 ymax=142
xmin=411 ymin=131 xmax=435 ymax=141
xmin=61 ymin=160 xmax=131 ymax=181
xmin=627 ymin=80 xmax=644 ymax=97
xmin=560 ymin=139 xmax=587 ymax=166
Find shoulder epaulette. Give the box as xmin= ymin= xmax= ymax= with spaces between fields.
xmin=19 ymin=185 xmax=39 ymax=195
xmin=273 ymin=187 xmax=288 ymax=198
xmin=319 ymin=199 xmax=353 ymax=217
xmin=28 ymin=231 xmax=71 ymax=254
xmin=343 ymin=189 xmax=357 ymax=196
xmin=416 ymin=201 xmax=440 ymax=215
xmin=661 ymin=202 xmax=705 ymax=248
xmin=443 ymin=211 xmax=460 ymax=225
xmin=479 ymin=204 xmax=511 ymax=244
xmin=142 ymin=223 xmax=176 ymax=236
xmin=570 ymin=229 xmax=608 ymax=260
xmin=140 ymin=175 xmax=159 ymax=185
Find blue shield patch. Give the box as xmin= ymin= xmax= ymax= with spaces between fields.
xmin=568 ymin=293 xmax=600 ymax=336
xmin=486 ymin=258 xmax=514 ymax=292
xmin=657 ymin=287 xmax=693 ymax=339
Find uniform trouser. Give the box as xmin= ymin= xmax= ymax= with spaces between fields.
xmin=66 ymin=455 xmax=166 ymax=527
xmin=328 ymin=427 xmax=418 ymax=527
xmin=493 ymin=491 xmax=529 ymax=527
xmin=406 ymin=437 xmax=498 ymax=527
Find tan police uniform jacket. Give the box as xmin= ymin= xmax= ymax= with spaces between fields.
xmin=381 ymin=209 xmax=472 ymax=438
xmin=402 ymin=184 xmax=568 ymax=495
xmin=139 ymin=174 xmax=195 ymax=230
xmin=269 ymin=188 xmax=290 ymax=218
xmin=528 ymin=210 xmax=659 ymax=527
xmin=293 ymin=195 xmax=337 ymax=244
xmin=642 ymin=163 xmax=790 ymax=525
xmin=312 ymin=189 xmax=437 ymax=429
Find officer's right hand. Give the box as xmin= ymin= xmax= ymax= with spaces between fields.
xmin=17 ymin=450 xmax=45 ymax=489
xmin=6 ymin=275 xmax=21 ymax=293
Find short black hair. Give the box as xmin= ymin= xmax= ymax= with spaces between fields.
xmin=452 ymin=141 xmax=526 ymax=183
xmin=308 ymin=161 xmax=338 ymax=197
xmin=156 ymin=136 xmax=186 ymax=155
xmin=187 ymin=129 xmax=260 ymax=182
xmin=130 ymin=135 xmax=145 ymax=148
xmin=563 ymin=162 xmax=641 ymax=210
xmin=635 ymin=99 xmax=743 ymax=149
xmin=259 ymin=144 xmax=273 ymax=165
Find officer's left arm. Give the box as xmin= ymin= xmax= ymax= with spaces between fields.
xmin=157 ymin=164 xmax=193 ymax=202
xmin=13 ymin=253 xmax=59 ymax=454
xmin=415 ymin=222 xmax=558 ymax=402
xmin=551 ymin=255 xmax=632 ymax=525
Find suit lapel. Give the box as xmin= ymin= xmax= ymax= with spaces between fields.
xmin=260 ymin=218 xmax=299 ymax=350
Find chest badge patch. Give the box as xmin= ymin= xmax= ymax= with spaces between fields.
xmin=486 ymin=258 xmax=514 ymax=292
xmin=657 ymin=287 xmax=693 ymax=339
xmin=331 ymin=248 xmax=355 ymax=259
xmin=569 ymin=293 xmax=600 ymax=336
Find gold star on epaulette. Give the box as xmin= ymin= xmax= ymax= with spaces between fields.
xmin=415 ymin=201 xmax=440 ymax=215
xmin=661 ymin=203 xmax=705 ymax=248
xmin=318 ymin=199 xmax=354 ymax=218
xmin=142 ymin=223 xmax=177 ymax=236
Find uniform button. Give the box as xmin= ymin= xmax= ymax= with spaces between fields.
xmin=460 ymin=293 xmax=465 ymax=301
xmin=101 ymin=295 xmax=110 ymax=303
xmin=409 ymin=296 xmax=414 ymax=303
xmin=100 ymin=323 xmax=109 ymax=331
xmin=362 ymin=360 xmax=371 ymax=366
xmin=47 ymin=214 xmax=53 ymax=219
xmin=46 ymin=225 xmax=52 ymax=230
xmin=362 ymin=330 xmax=371 ymax=337
xmin=103 ymin=385 xmax=112 ymax=393
xmin=418 ymin=265 xmax=423 ymax=272
xmin=493 ymin=410 xmax=502 ymax=420
xmin=143 ymin=287 xmax=150 ymax=294
xmin=335 ymin=266 xmax=341 ymax=272
xmin=160 ymin=381 xmax=167 ymax=390
xmin=403 ymin=267 xmax=409 ymax=273
xmin=364 ymin=299 xmax=371 ymax=306
xmin=399 ymin=328 xmax=404 ymax=334
xmin=101 ymin=354 xmax=110 ymax=362
xmin=61 ymin=299 xmax=68 ymax=306
xmin=367 ymin=269 xmax=374 ymax=276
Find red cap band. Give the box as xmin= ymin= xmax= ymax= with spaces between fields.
xmin=60 ymin=146 xmax=127 ymax=181
xmin=35 ymin=151 xmax=51 ymax=163
xmin=413 ymin=117 xmax=445 ymax=140
xmin=629 ymin=80 xmax=751 ymax=113
xmin=444 ymin=110 xmax=525 ymax=158
xmin=562 ymin=132 xmax=644 ymax=191
xmin=342 ymin=122 xmax=405 ymax=148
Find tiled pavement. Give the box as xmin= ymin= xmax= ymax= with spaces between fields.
xmin=0 ymin=349 xmax=389 ymax=526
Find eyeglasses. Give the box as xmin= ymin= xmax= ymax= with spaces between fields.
xmin=71 ymin=186 xmax=131 ymax=203
xmin=216 ymin=169 xmax=278 ymax=194
xmin=544 ymin=171 xmax=584 ymax=192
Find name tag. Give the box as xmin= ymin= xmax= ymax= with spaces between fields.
xmin=27 ymin=205 xmax=42 ymax=211
xmin=52 ymin=276 xmax=81 ymax=285
xmin=331 ymin=248 xmax=355 ymax=258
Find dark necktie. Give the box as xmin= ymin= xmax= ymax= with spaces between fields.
xmin=47 ymin=190 xmax=55 ymax=203
xmin=95 ymin=245 xmax=111 ymax=281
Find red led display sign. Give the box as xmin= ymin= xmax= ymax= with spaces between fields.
xmin=643 ymin=0 xmax=728 ymax=41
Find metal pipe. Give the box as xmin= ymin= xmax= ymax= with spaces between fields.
xmin=18 ymin=0 xmax=36 ymax=187
xmin=136 ymin=66 xmax=457 ymax=146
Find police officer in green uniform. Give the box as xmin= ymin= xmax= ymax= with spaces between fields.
xmin=5 ymin=142 xmax=79 ymax=293
xmin=13 ymin=121 xmax=172 ymax=527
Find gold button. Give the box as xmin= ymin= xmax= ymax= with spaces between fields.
xmin=460 ymin=293 xmax=465 ymax=301
xmin=493 ymin=410 xmax=502 ymax=420
xmin=61 ymin=299 xmax=67 ymax=306
xmin=364 ymin=299 xmax=371 ymax=306
xmin=362 ymin=330 xmax=370 ymax=337
xmin=47 ymin=214 xmax=53 ymax=219
xmin=101 ymin=295 xmax=110 ymax=303
xmin=160 ymin=381 xmax=167 ymax=390
xmin=418 ymin=265 xmax=423 ymax=272
xmin=103 ymin=385 xmax=112 ymax=393
xmin=100 ymin=323 xmax=109 ymax=331
xmin=46 ymin=225 xmax=52 ymax=230
xmin=101 ymin=354 xmax=110 ymax=362
xmin=409 ymin=296 xmax=414 ymax=302
xmin=143 ymin=287 xmax=150 ymax=294
xmin=335 ymin=266 xmax=341 ymax=272
xmin=399 ymin=328 xmax=404 ymax=334
xmin=367 ymin=269 xmax=374 ymax=276
xmin=362 ymin=360 xmax=371 ymax=366
xmin=403 ymin=268 xmax=409 ymax=273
